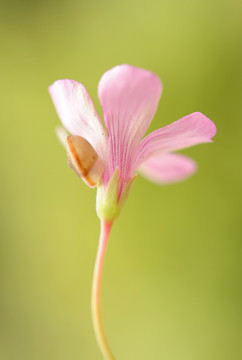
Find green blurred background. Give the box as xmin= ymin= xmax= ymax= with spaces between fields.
xmin=0 ymin=0 xmax=241 ymax=359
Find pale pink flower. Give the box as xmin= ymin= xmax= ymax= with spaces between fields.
xmin=49 ymin=65 xmax=216 ymax=221
xmin=49 ymin=65 xmax=216 ymax=360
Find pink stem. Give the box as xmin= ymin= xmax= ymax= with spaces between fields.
xmin=92 ymin=219 xmax=115 ymax=360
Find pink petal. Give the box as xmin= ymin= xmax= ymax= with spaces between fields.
xmin=138 ymin=153 xmax=197 ymax=184
xmin=98 ymin=65 xmax=162 ymax=184
xmin=135 ymin=112 xmax=216 ymax=168
xmin=49 ymin=80 xmax=107 ymax=157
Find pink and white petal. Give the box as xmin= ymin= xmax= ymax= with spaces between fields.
xmin=138 ymin=153 xmax=197 ymax=184
xmin=135 ymin=112 xmax=216 ymax=167
xmin=98 ymin=65 xmax=162 ymax=181
xmin=49 ymin=80 xmax=107 ymax=157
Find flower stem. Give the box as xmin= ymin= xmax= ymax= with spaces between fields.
xmin=92 ymin=219 xmax=115 ymax=360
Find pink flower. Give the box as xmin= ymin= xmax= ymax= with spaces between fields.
xmin=49 ymin=64 xmax=216 ymax=360
xmin=49 ymin=65 xmax=216 ymax=221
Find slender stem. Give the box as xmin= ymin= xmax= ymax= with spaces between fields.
xmin=92 ymin=219 xmax=115 ymax=360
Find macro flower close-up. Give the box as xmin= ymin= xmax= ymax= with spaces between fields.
xmin=49 ymin=64 xmax=216 ymax=360
xmin=49 ymin=65 xmax=216 ymax=221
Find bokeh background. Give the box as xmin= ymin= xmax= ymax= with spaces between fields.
xmin=1 ymin=0 xmax=241 ymax=359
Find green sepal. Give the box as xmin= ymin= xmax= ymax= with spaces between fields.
xmin=96 ymin=168 xmax=136 ymax=222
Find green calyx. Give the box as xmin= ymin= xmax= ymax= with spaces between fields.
xmin=96 ymin=168 xmax=136 ymax=222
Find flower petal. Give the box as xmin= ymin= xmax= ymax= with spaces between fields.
xmin=98 ymin=65 xmax=162 ymax=183
xmin=138 ymin=153 xmax=197 ymax=184
xmin=135 ymin=112 xmax=216 ymax=167
xmin=55 ymin=125 xmax=69 ymax=147
xmin=49 ymin=80 xmax=107 ymax=157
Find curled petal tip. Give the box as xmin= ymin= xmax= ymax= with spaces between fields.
xmin=193 ymin=112 xmax=217 ymax=138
